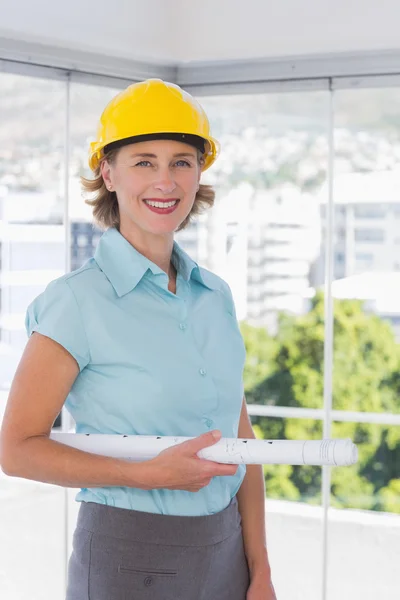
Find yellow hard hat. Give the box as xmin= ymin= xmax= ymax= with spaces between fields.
xmin=88 ymin=78 xmax=220 ymax=172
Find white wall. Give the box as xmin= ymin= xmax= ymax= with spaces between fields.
xmin=1 ymin=0 xmax=400 ymax=64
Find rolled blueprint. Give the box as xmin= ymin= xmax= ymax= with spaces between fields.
xmin=50 ymin=433 xmax=358 ymax=466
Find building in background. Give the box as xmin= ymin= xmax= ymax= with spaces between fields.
xmin=330 ymin=271 xmax=400 ymax=341
xmin=246 ymin=185 xmax=321 ymax=330
xmin=315 ymin=169 xmax=400 ymax=283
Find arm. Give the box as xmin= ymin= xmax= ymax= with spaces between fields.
xmin=0 ymin=332 xmax=151 ymax=489
xmin=0 ymin=333 xmax=238 ymax=494
xmin=236 ymin=396 xmax=273 ymax=582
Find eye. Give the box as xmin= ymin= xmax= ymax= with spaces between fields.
xmin=175 ymin=160 xmax=191 ymax=167
xmin=135 ymin=160 xmax=152 ymax=167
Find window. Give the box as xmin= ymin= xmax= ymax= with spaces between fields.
xmin=354 ymin=228 xmax=385 ymax=242
xmin=354 ymin=204 xmax=386 ymax=219
xmin=0 ymin=70 xmax=68 ymax=599
xmin=1 ymin=65 xmax=400 ymax=600
xmin=335 ymin=252 xmax=345 ymax=263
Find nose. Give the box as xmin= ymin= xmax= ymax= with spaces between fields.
xmin=153 ymin=169 xmax=177 ymax=195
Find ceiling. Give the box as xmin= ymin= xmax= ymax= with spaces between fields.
xmin=0 ymin=0 xmax=399 ymax=66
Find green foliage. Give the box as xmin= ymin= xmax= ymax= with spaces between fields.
xmin=242 ymin=292 xmax=400 ymax=513
xmin=377 ymin=479 xmax=400 ymax=513
xmin=240 ymin=322 xmax=277 ymax=394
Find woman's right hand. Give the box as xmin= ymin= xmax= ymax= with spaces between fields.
xmin=141 ymin=430 xmax=239 ymax=492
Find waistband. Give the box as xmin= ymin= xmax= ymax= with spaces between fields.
xmin=76 ymin=496 xmax=241 ymax=547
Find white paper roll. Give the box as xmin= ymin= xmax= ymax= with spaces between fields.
xmin=50 ymin=433 xmax=358 ymax=466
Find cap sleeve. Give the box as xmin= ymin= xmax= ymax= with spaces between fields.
xmin=25 ymin=278 xmax=90 ymax=372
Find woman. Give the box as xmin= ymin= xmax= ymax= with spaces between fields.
xmin=0 ymin=79 xmax=276 ymax=599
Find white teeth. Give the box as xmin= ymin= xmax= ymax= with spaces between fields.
xmin=145 ymin=200 xmax=178 ymax=208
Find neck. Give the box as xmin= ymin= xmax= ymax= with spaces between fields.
xmin=118 ymin=222 xmax=175 ymax=276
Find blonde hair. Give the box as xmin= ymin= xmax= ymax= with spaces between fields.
xmin=81 ymin=148 xmax=215 ymax=232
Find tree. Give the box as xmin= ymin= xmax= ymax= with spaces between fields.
xmin=242 ymin=291 xmax=400 ymax=513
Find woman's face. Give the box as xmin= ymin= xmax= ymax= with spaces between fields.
xmin=101 ymin=139 xmax=202 ymax=237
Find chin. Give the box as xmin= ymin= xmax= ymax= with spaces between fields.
xmin=146 ymin=223 xmax=181 ymax=236
xmin=147 ymin=215 xmax=189 ymax=235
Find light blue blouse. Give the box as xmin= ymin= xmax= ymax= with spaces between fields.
xmin=25 ymin=227 xmax=247 ymax=516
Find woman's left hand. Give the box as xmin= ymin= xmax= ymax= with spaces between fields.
xmin=247 ymin=571 xmax=277 ymax=599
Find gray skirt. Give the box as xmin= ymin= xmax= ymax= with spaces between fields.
xmin=66 ymin=496 xmax=250 ymax=600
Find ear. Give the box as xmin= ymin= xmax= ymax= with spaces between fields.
xmin=197 ymin=167 xmax=202 ymax=190
xmin=100 ymin=160 xmax=113 ymax=190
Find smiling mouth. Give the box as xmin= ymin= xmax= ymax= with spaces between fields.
xmin=144 ymin=199 xmax=179 ymax=208
xmin=143 ymin=199 xmax=180 ymax=214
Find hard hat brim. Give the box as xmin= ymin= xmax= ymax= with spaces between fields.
xmin=103 ymin=132 xmax=207 ymax=155
xmin=89 ymin=133 xmax=220 ymax=172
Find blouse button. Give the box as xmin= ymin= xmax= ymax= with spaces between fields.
xmin=179 ymin=323 xmax=187 ymax=330
xmin=199 ymin=368 xmax=207 ymax=376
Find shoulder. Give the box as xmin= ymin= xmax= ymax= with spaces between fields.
xmin=25 ymin=264 xmax=94 ymax=371
xmin=26 ymin=259 xmax=103 ymax=316
xmin=196 ymin=267 xmax=235 ymax=315
xmin=197 ymin=266 xmax=230 ymax=293
xmin=43 ymin=258 xmax=103 ymax=295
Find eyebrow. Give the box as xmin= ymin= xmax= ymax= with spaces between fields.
xmin=129 ymin=152 xmax=196 ymax=159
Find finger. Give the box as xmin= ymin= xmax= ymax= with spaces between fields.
xmin=178 ymin=431 xmax=221 ymax=454
xmin=208 ymin=463 xmax=239 ymax=477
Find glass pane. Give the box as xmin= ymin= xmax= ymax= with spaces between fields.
xmin=327 ymin=420 xmax=400 ymax=599
xmin=186 ymin=92 xmax=329 ymax=408
xmin=0 ymin=72 xmax=67 ymax=599
xmin=68 ymin=82 xmax=122 ymax=270
xmin=251 ymin=416 xmax=323 ymax=504
xmin=250 ymin=415 xmax=323 ymax=599
xmin=333 ymin=88 xmax=400 ymax=414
